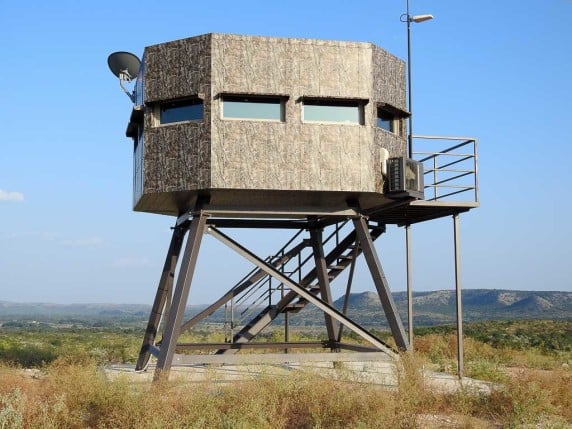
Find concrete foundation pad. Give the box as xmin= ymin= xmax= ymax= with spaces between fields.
xmin=104 ymin=359 xmax=497 ymax=395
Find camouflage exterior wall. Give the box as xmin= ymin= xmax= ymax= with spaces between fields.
xmin=209 ymin=35 xmax=372 ymax=192
xmin=141 ymin=35 xmax=213 ymax=211
xmin=132 ymin=33 xmax=407 ymax=215
xmin=372 ymin=46 xmax=407 ymax=159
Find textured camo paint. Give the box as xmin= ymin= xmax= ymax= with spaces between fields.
xmin=134 ymin=33 xmax=407 ymax=215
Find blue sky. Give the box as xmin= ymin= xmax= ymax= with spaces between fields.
xmin=1 ymin=1 xmax=571 ymax=304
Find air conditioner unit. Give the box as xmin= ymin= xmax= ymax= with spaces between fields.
xmin=387 ymin=157 xmax=424 ymax=199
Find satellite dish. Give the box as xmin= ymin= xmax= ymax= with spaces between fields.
xmin=107 ymin=51 xmax=141 ymax=103
xmin=107 ymin=51 xmax=141 ymax=82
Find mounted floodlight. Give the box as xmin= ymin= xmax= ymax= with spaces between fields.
xmin=107 ymin=51 xmax=141 ymax=103
xmin=411 ymin=14 xmax=433 ymax=23
xmin=400 ymin=1 xmax=434 ymax=157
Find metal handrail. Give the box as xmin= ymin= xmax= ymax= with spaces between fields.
xmin=412 ymin=135 xmax=479 ymax=204
xmin=234 ymin=220 xmax=352 ymax=327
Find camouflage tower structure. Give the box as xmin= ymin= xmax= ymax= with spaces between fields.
xmin=118 ymin=33 xmax=478 ymax=380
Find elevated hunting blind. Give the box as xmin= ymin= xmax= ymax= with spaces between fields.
xmin=125 ymin=33 xmax=421 ymax=215
xmin=109 ymin=33 xmax=478 ymax=380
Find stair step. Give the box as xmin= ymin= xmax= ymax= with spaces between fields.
xmin=283 ymin=303 xmax=305 ymax=313
xmin=328 ymin=265 xmax=345 ymax=270
xmin=222 ymin=224 xmax=387 ymax=349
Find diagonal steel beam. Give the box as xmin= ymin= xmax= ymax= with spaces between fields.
xmin=207 ymin=226 xmax=396 ymax=357
xmin=223 ymin=224 xmax=385 ymax=352
xmin=154 ymin=213 xmax=208 ymax=380
xmin=136 ymin=225 xmax=187 ymax=371
xmin=353 ymin=216 xmax=410 ymax=351
xmin=179 ymin=239 xmax=308 ymax=333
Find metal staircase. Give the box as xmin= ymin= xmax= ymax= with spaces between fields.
xmin=159 ymin=219 xmax=387 ymax=354
xmin=211 ymin=220 xmax=387 ymax=354
xmin=138 ymin=213 xmax=409 ymax=377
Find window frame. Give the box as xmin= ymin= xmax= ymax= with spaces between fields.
xmin=376 ymin=105 xmax=406 ymax=137
xmin=221 ymin=94 xmax=287 ymax=122
xmin=155 ymin=97 xmax=204 ymax=126
xmin=301 ymin=98 xmax=366 ymax=126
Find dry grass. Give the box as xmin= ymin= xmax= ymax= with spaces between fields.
xmin=1 ymin=327 xmax=571 ymax=428
xmin=1 ymin=353 xmax=570 ymax=429
xmin=0 ymin=359 xmax=403 ymax=428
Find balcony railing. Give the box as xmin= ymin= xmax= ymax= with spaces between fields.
xmin=412 ymin=135 xmax=479 ymax=205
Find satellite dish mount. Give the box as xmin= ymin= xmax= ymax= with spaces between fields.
xmin=107 ymin=51 xmax=141 ymax=104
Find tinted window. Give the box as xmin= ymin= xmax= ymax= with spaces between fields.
xmin=160 ymin=99 xmax=203 ymax=124
xmin=303 ymin=100 xmax=363 ymax=124
xmin=222 ymin=96 xmax=283 ymax=121
xmin=377 ymin=109 xmax=394 ymax=132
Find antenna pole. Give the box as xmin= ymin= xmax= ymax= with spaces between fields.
xmin=406 ymin=0 xmax=413 ymax=158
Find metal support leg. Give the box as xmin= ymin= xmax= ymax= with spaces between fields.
xmin=353 ymin=217 xmax=410 ymax=351
xmin=154 ymin=213 xmax=208 ymax=380
xmin=135 ymin=225 xmax=186 ymax=371
xmin=406 ymin=224 xmax=414 ymax=350
xmin=453 ymin=213 xmax=464 ymax=378
xmin=310 ymin=228 xmax=339 ymax=346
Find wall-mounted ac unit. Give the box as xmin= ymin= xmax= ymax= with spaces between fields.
xmin=387 ymin=157 xmax=424 ymax=199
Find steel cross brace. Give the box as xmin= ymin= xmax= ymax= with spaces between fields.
xmin=207 ymin=225 xmax=397 ymax=357
xmin=353 ymin=216 xmax=410 ymax=351
xmin=178 ymin=239 xmax=309 ymax=334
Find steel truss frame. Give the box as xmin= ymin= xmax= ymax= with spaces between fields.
xmin=136 ymin=208 xmax=411 ymax=381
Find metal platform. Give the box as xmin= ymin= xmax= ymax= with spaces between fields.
xmin=370 ymin=200 xmax=477 ymax=226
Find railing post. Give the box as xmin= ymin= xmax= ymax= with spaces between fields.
xmin=433 ymin=154 xmax=438 ymax=201
xmin=231 ymin=297 xmax=235 ymax=341
xmin=473 ymin=139 xmax=479 ymax=204
xmin=224 ymin=302 xmax=228 ymax=342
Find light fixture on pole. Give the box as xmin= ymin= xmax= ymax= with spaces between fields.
xmin=401 ymin=1 xmax=433 ymax=351
xmin=401 ymin=1 xmax=433 ymax=158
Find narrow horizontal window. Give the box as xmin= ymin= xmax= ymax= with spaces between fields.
xmin=222 ymin=96 xmax=284 ymax=121
xmin=377 ymin=109 xmax=395 ymax=132
xmin=303 ymin=99 xmax=364 ymax=125
xmin=377 ymin=107 xmax=403 ymax=135
xmin=160 ymin=99 xmax=203 ymax=124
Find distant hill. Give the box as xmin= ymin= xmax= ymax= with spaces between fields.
xmin=0 ymin=289 xmax=570 ymax=328
xmin=246 ymin=289 xmax=571 ymax=327
xmin=0 ymin=302 xmax=150 ymax=318
xmin=338 ymin=289 xmax=572 ymax=328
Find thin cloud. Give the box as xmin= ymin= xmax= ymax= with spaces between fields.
xmin=113 ymin=256 xmax=151 ymax=268
xmin=61 ymin=237 xmax=104 ymax=247
xmin=41 ymin=232 xmax=58 ymax=241
xmin=0 ymin=189 xmax=24 ymax=202
xmin=2 ymin=231 xmax=57 ymax=240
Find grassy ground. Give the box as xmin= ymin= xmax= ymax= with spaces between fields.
xmin=0 ymin=321 xmax=570 ymax=428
